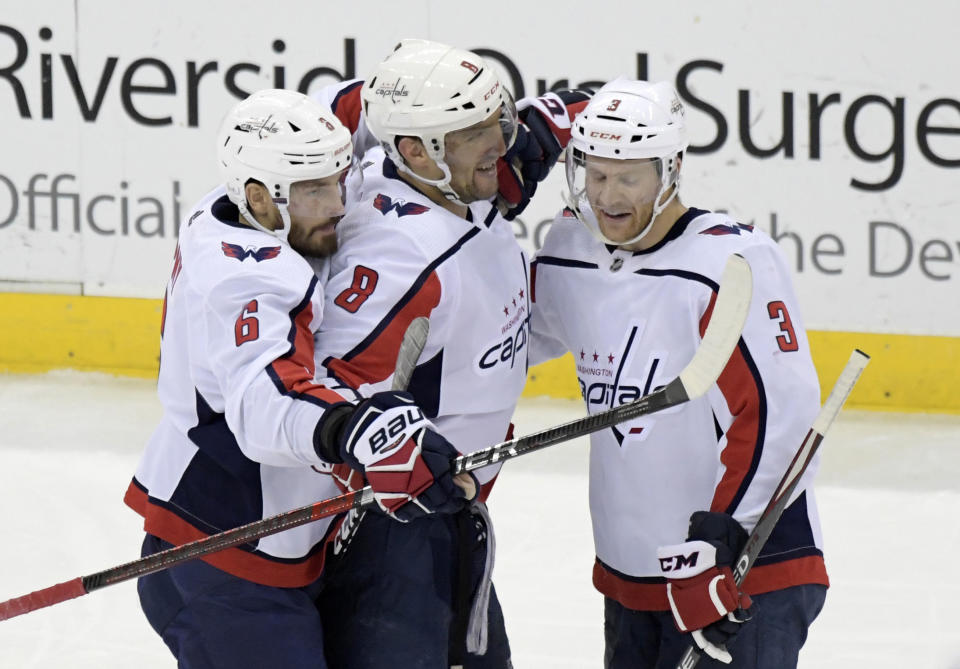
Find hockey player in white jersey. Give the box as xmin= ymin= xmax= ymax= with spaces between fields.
xmin=529 ymin=79 xmax=827 ymax=668
xmin=127 ymin=89 xmax=474 ymax=669
xmin=309 ymin=40 xmax=589 ymax=669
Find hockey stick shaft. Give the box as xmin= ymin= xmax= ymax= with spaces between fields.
xmin=0 ymin=317 xmax=431 ymax=623
xmin=456 ymin=253 xmax=752 ymax=473
xmin=676 ymin=348 xmax=870 ymax=669
xmin=0 ymin=255 xmax=752 ymax=622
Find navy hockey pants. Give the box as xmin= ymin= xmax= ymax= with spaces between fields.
xmin=137 ymin=534 xmax=329 ymax=669
xmin=317 ymin=507 xmax=512 ymax=669
xmin=604 ymin=583 xmax=827 ymax=669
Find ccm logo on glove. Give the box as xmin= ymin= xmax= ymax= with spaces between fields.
xmin=658 ymin=549 xmax=702 ymax=573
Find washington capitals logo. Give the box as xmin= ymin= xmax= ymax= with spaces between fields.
xmin=221 ymin=242 xmax=281 ymax=262
xmin=700 ymin=223 xmax=755 ymax=236
xmin=373 ymin=194 xmax=429 ymax=217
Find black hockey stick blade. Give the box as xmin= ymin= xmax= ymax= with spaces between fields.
xmin=676 ymin=348 xmax=870 ymax=669
xmin=454 ymin=253 xmax=753 ymax=474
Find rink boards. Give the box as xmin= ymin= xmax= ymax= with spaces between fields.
xmin=0 ymin=292 xmax=954 ymax=414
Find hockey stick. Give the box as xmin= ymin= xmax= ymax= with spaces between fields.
xmin=0 ymin=317 xmax=431 ymax=623
xmin=0 ymin=254 xmax=751 ymax=622
xmin=455 ymin=253 xmax=752 ymax=473
xmin=675 ymin=348 xmax=871 ymax=669
xmin=330 ymin=316 xmax=430 ymax=556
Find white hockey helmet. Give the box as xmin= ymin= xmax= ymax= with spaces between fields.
xmin=217 ymin=88 xmax=353 ymax=241
xmin=361 ymin=38 xmax=517 ymax=205
xmin=565 ymin=78 xmax=688 ymax=246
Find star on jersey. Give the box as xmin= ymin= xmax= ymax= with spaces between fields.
xmin=220 ymin=242 xmax=281 ymax=262
xmin=699 ymin=222 xmax=755 ymax=236
xmin=373 ymin=194 xmax=430 ymax=217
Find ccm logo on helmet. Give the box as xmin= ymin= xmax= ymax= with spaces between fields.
xmin=659 ymin=550 xmax=700 ymax=572
xmin=589 ymin=131 xmax=622 ymax=140
xmin=483 ymin=81 xmax=500 ymax=101
xmin=369 ymin=407 xmax=426 ymax=455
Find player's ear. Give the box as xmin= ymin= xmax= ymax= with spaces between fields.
xmin=244 ymin=181 xmax=272 ymax=217
xmin=396 ymin=137 xmax=430 ymax=169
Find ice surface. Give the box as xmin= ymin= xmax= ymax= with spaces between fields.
xmin=0 ymin=372 xmax=957 ymax=668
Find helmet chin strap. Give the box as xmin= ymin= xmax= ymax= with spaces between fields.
xmin=237 ymin=195 xmax=293 ymax=244
xmin=392 ymin=153 xmax=470 ymax=208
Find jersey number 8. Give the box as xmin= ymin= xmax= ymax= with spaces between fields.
xmin=334 ymin=266 xmax=379 ymax=313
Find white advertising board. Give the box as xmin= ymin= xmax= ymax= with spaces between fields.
xmin=0 ymin=2 xmax=957 ymax=334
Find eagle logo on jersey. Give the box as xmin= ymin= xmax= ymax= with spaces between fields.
xmin=699 ymin=223 xmax=755 ymax=236
xmin=221 ymin=242 xmax=282 ymax=262
xmin=373 ymin=194 xmax=429 ymax=217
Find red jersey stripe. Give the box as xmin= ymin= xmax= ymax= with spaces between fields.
xmin=270 ymin=297 xmax=346 ymax=405
xmin=699 ymin=292 xmax=764 ymax=514
xmin=331 ymin=82 xmax=363 ymax=135
xmin=326 ymin=271 xmax=442 ymax=387
xmin=593 ymin=554 xmax=828 ymax=612
xmin=124 ymin=482 xmax=342 ymax=588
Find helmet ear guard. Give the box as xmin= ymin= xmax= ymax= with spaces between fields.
xmin=361 ymin=38 xmax=518 ymax=206
xmin=216 ymin=89 xmax=353 ymax=241
xmin=565 ymin=78 xmax=688 ymax=246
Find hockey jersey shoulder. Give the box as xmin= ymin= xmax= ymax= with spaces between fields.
xmin=664 ymin=209 xmax=785 ymax=285
xmin=177 ymin=188 xmax=317 ymax=305
xmin=685 ymin=210 xmax=779 ymax=257
xmin=335 ymin=150 xmax=479 ymax=270
xmin=534 ymin=207 xmax=602 ymax=266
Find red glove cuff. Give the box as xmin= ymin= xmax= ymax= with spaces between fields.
xmin=666 ymin=566 xmax=752 ymax=632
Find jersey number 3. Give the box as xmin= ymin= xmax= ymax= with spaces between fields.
xmin=767 ymin=300 xmax=799 ymax=352
xmin=335 ymin=266 xmax=379 ymax=313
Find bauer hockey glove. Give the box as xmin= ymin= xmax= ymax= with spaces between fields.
xmin=318 ymin=390 xmax=477 ymax=522
xmin=657 ymin=511 xmax=754 ymax=664
xmin=496 ymin=89 xmax=592 ymax=220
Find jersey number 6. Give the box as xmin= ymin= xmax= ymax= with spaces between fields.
xmin=335 ymin=266 xmax=379 ymax=313
xmin=235 ymin=300 xmax=260 ymax=346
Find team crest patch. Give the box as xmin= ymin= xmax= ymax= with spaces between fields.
xmin=373 ymin=194 xmax=429 ymax=217
xmin=221 ymin=242 xmax=281 ymax=262
xmin=699 ymin=223 xmax=754 ymax=236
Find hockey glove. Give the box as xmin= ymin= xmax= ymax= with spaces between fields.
xmin=497 ymin=89 xmax=592 ymax=220
xmin=325 ymin=391 xmax=477 ymax=522
xmin=657 ymin=511 xmax=754 ymax=664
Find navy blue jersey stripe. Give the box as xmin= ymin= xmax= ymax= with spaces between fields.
xmin=596 ymin=557 xmax=666 ymax=585
xmin=284 ymin=274 xmax=319 ymax=353
xmin=634 ymin=267 xmax=719 ymax=291
xmin=754 ymin=490 xmax=819 ymax=564
xmin=534 ymin=255 xmax=599 ymax=270
xmin=408 ymin=348 xmax=444 ymax=418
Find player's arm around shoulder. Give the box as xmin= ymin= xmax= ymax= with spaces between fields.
xmin=199 ymin=246 xmax=351 ymax=468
